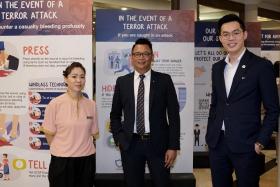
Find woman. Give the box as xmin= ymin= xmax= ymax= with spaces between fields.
xmin=43 ymin=62 xmax=98 ymax=187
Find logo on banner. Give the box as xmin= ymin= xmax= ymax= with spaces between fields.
xmin=114 ymin=159 xmax=122 ymax=169
xmin=107 ymin=135 xmax=116 ymax=148
xmin=0 ymin=152 xmax=49 ymax=180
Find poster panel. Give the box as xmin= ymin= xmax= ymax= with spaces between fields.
xmin=261 ymin=30 xmax=280 ymax=185
xmin=0 ymin=0 xmax=92 ymax=186
xmin=194 ymin=22 xmax=261 ymax=152
xmin=96 ymin=10 xmax=194 ymax=173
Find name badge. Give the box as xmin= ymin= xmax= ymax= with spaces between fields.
xmin=87 ymin=116 xmax=93 ymax=119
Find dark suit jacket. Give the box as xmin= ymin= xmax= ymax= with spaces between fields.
xmin=110 ymin=70 xmax=180 ymax=154
xmin=206 ymin=49 xmax=279 ymax=153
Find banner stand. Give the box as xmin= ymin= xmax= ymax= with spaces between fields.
xmin=275 ymin=83 xmax=280 ymax=187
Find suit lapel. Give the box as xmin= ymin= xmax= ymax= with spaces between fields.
xmin=149 ymin=70 xmax=156 ymax=113
xmin=217 ymin=61 xmax=227 ymax=100
xmin=228 ymin=50 xmax=250 ymax=99
xmin=128 ymin=72 xmax=135 ymax=114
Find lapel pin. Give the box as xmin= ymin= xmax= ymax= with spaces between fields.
xmin=242 ymin=77 xmax=245 ymax=80
xmin=242 ymin=65 xmax=246 ymax=69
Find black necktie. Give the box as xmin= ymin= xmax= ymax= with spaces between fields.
xmin=136 ymin=74 xmax=145 ymax=135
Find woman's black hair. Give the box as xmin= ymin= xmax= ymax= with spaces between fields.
xmin=63 ymin=62 xmax=86 ymax=78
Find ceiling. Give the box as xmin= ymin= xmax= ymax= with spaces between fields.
xmin=93 ymin=0 xmax=280 ymax=29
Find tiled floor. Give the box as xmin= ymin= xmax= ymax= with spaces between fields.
xmin=193 ymin=150 xmax=278 ymax=187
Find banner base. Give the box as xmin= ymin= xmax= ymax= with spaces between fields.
xmin=95 ymin=173 xmax=196 ymax=187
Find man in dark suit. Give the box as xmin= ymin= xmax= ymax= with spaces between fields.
xmin=206 ymin=14 xmax=279 ymax=187
xmin=110 ymin=38 xmax=180 ymax=187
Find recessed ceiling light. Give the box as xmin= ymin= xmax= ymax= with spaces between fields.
xmin=121 ymin=7 xmax=128 ymax=11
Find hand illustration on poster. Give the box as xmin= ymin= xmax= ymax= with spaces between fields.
xmin=0 ymin=41 xmax=19 ymax=77
xmin=0 ymin=114 xmax=20 ymax=146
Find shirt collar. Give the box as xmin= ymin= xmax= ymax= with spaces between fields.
xmin=225 ymin=48 xmax=246 ymax=67
xmin=134 ymin=69 xmax=151 ymax=80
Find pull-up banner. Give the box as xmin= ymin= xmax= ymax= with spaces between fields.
xmin=96 ymin=9 xmax=194 ymax=173
xmin=0 ymin=0 xmax=93 ymax=186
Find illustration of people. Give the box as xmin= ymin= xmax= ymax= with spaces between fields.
xmin=114 ymin=49 xmax=132 ymax=74
xmin=2 ymin=153 xmax=10 ymax=180
xmin=29 ymin=122 xmax=41 ymax=134
xmin=29 ymin=137 xmax=41 ymax=149
xmin=194 ymin=124 xmax=200 ymax=146
xmin=29 ymin=92 xmax=41 ymax=105
xmin=109 ymin=55 xmax=114 ymax=69
xmin=29 ymin=107 xmax=41 ymax=120
xmin=115 ymin=55 xmax=120 ymax=69
xmin=0 ymin=114 xmax=20 ymax=145
xmin=0 ymin=41 xmax=19 ymax=77
xmin=107 ymin=52 xmax=121 ymax=71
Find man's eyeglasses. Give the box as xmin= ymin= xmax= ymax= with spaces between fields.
xmin=221 ymin=29 xmax=243 ymax=40
xmin=132 ymin=52 xmax=152 ymax=58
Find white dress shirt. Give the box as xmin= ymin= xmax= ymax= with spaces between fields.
xmin=134 ymin=70 xmax=151 ymax=133
xmin=222 ymin=49 xmax=246 ymax=130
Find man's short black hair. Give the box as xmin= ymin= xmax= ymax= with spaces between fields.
xmin=132 ymin=38 xmax=153 ymax=53
xmin=217 ymin=14 xmax=246 ymax=35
